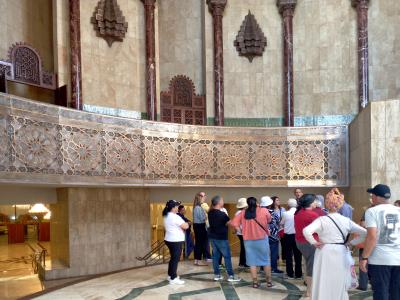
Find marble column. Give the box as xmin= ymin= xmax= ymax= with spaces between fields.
xmin=142 ymin=0 xmax=157 ymax=121
xmin=277 ymin=0 xmax=297 ymax=127
xmin=69 ymin=0 xmax=83 ymax=110
xmin=207 ymin=0 xmax=227 ymax=126
xmin=352 ymin=0 xmax=369 ymax=110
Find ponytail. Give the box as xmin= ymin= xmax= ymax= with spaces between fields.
xmin=162 ymin=206 xmax=169 ymax=217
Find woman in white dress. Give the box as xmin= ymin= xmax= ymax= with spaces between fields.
xmin=303 ymin=188 xmax=367 ymax=300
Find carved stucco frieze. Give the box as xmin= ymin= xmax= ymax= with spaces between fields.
xmin=0 ymin=95 xmax=349 ymax=187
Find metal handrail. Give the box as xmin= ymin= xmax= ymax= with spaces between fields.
xmin=27 ymin=242 xmax=47 ymax=273
xmin=136 ymin=240 xmax=170 ymax=266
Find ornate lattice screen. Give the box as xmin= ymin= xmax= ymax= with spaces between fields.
xmin=160 ymin=75 xmax=206 ymax=125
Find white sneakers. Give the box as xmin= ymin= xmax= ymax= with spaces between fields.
xmin=169 ymin=276 xmax=185 ymax=285
xmin=214 ymin=275 xmax=224 ymax=281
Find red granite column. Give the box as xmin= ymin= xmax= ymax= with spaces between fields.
xmin=141 ymin=0 xmax=157 ymax=121
xmin=352 ymin=0 xmax=369 ymax=110
xmin=277 ymin=0 xmax=297 ymax=127
xmin=207 ymin=0 xmax=227 ymax=126
xmin=69 ymin=0 xmax=83 ymax=110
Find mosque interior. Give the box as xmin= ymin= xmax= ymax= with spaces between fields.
xmin=0 ymin=0 xmax=399 ymax=299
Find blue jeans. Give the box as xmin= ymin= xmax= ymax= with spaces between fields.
xmin=269 ymin=238 xmax=279 ymax=271
xmin=368 ymin=264 xmax=400 ymax=300
xmin=210 ymin=239 xmax=234 ymax=276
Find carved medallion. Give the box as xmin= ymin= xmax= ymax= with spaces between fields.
xmin=91 ymin=0 xmax=128 ymax=47
xmin=234 ymin=11 xmax=267 ymax=62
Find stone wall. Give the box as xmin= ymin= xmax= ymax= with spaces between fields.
xmin=348 ymin=99 xmax=400 ymax=222
xmin=348 ymin=104 xmax=372 ymax=222
xmin=79 ymin=0 xmax=146 ymax=113
xmin=369 ymin=1 xmax=400 ymax=100
xmin=0 ymin=0 xmax=54 ymax=102
xmin=158 ymin=0 xmax=204 ymax=94
xmin=204 ymin=0 xmax=283 ymax=120
xmin=293 ymin=0 xmax=357 ymax=117
xmin=48 ymin=188 xmax=150 ymax=279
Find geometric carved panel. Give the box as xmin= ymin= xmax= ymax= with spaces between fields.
xmin=11 ymin=118 xmax=59 ymax=173
xmin=0 ymin=95 xmax=349 ymax=187
xmin=60 ymin=127 xmax=103 ymax=175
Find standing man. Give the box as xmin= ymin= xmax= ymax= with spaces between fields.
xmin=294 ymin=188 xmax=303 ymax=204
xmin=177 ymin=205 xmax=194 ymax=258
xmin=281 ymin=198 xmax=303 ymax=279
xmin=208 ymin=195 xmax=241 ymax=282
xmin=339 ymin=200 xmax=354 ymax=220
xmin=360 ymin=184 xmax=400 ymax=300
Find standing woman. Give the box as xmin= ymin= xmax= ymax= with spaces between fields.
xmin=303 ymin=188 xmax=367 ymax=300
xmin=235 ymin=198 xmax=248 ymax=268
xmin=294 ymin=194 xmax=319 ymax=298
xmin=231 ymin=197 xmax=273 ymax=288
xmin=262 ymin=196 xmax=283 ymax=274
xmin=270 ymin=196 xmax=286 ymax=265
xmin=193 ymin=192 xmax=209 ymax=266
xmin=163 ymin=200 xmax=189 ymax=285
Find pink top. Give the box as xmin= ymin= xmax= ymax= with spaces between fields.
xmin=231 ymin=207 xmax=271 ymax=241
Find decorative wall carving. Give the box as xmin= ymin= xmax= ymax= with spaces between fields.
xmin=0 ymin=95 xmax=349 ymax=187
xmin=161 ymin=75 xmax=206 ymax=125
xmin=234 ymin=11 xmax=267 ymax=62
xmin=91 ymin=0 xmax=128 ymax=47
xmin=0 ymin=43 xmax=56 ymax=90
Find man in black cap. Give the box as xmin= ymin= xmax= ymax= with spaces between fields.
xmin=360 ymin=184 xmax=400 ymax=300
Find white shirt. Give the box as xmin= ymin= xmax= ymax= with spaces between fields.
xmin=164 ymin=212 xmax=185 ymax=242
xmin=235 ymin=210 xmax=243 ymax=235
xmin=365 ymin=204 xmax=400 ymax=265
xmin=303 ymin=213 xmax=366 ymax=245
xmin=281 ymin=207 xmax=296 ymax=234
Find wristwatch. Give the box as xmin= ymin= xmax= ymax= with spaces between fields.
xmin=361 ymin=257 xmax=368 ymax=261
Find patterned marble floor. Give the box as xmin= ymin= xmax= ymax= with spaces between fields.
xmin=32 ymin=259 xmax=373 ymax=300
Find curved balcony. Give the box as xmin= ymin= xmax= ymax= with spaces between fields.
xmin=0 ymin=93 xmax=348 ymax=187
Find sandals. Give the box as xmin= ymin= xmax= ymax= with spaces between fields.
xmin=267 ymin=281 xmax=274 ymax=288
xmin=252 ymin=280 xmax=260 ymax=288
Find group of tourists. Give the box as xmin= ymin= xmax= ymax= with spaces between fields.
xmin=162 ymin=184 xmax=400 ymax=300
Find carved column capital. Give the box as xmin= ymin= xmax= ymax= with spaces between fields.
xmin=277 ymin=0 xmax=297 ymax=14
xmin=206 ymin=0 xmax=227 ymax=16
xmin=141 ymin=0 xmax=156 ymax=6
xmin=351 ymin=0 xmax=369 ymax=8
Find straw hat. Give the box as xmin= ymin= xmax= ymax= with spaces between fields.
xmin=260 ymin=196 xmax=273 ymax=207
xmin=236 ymin=198 xmax=248 ymax=209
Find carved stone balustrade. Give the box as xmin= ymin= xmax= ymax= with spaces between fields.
xmin=0 ymin=93 xmax=349 ymax=187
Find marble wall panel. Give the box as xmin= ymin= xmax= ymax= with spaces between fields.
xmin=79 ymin=0 xmax=146 ymax=112
xmin=349 ymin=99 xmax=400 ymax=222
xmin=48 ymin=187 xmax=150 ymax=279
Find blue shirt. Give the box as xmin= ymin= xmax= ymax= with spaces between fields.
xmin=193 ymin=206 xmax=206 ymax=223
xmin=339 ymin=202 xmax=353 ymax=220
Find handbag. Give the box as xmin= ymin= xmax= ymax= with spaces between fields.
xmin=327 ymin=216 xmax=358 ymax=289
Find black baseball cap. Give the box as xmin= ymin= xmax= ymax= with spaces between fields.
xmin=367 ymin=184 xmax=391 ymax=199
xmin=166 ymin=199 xmax=181 ymax=209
